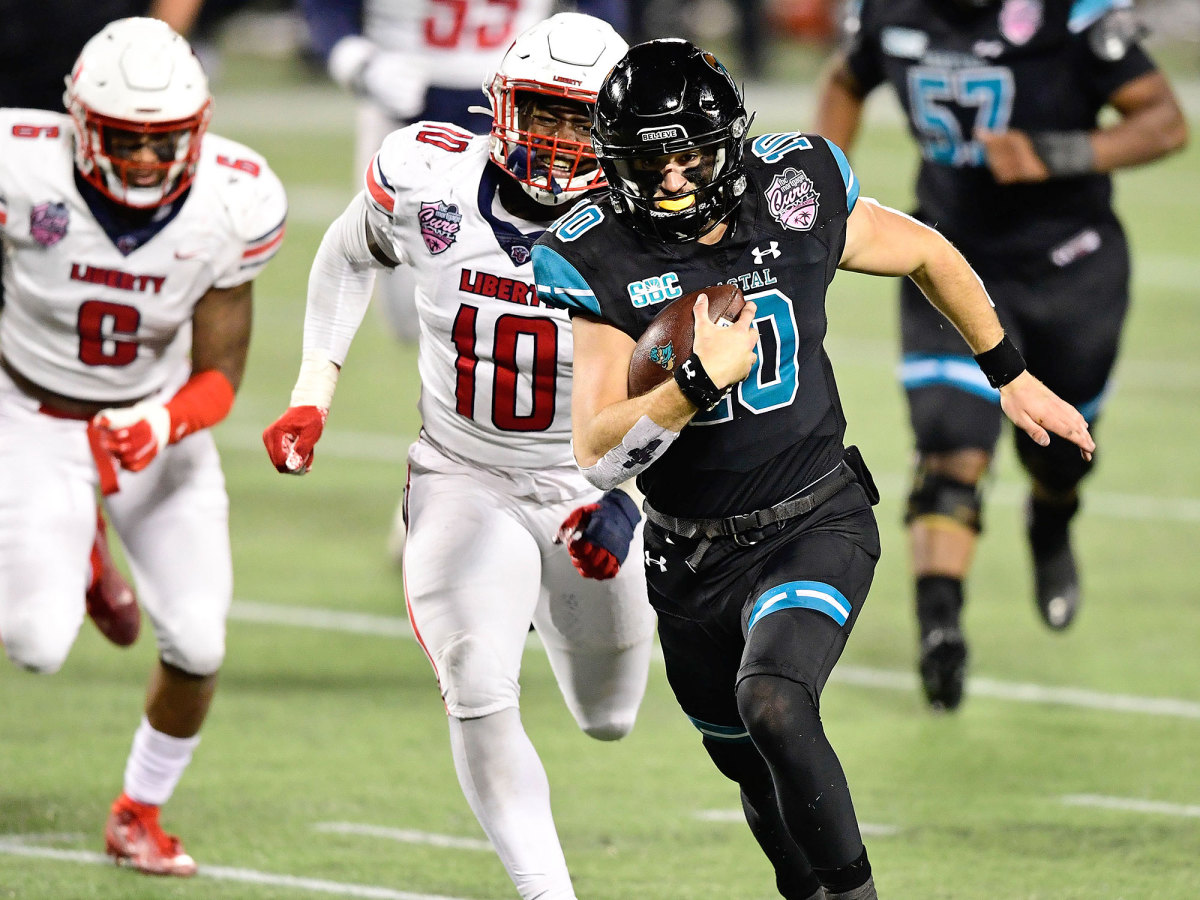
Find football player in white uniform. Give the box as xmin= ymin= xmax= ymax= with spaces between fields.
xmin=264 ymin=14 xmax=654 ymax=900
xmin=0 ymin=18 xmax=286 ymax=876
xmin=304 ymin=0 xmax=630 ymax=562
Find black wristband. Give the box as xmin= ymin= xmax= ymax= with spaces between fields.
xmin=674 ymin=353 xmax=729 ymax=411
xmin=1029 ymin=131 xmax=1094 ymax=177
xmin=973 ymin=334 xmax=1026 ymax=389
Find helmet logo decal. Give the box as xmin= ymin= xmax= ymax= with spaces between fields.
xmin=765 ymin=168 xmax=820 ymax=232
xmin=649 ymin=341 xmax=676 ymax=372
xmin=638 ymin=126 xmax=686 ymax=142
xmin=627 ymin=272 xmax=682 ymax=307
xmin=418 ymin=200 xmax=463 ymax=255
xmin=30 ymin=202 xmax=70 ymax=247
xmin=999 ymin=0 xmax=1043 ymax=46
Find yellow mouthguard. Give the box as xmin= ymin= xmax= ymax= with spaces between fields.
xmin=657 ymin=195 xmax=695 ymax=211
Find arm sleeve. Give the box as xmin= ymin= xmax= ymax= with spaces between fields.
xmin=302 ymin=192 xmax=383 ymax=365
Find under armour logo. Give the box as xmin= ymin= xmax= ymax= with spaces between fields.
xmin=751 ymin=241 xmax=780 ymax=264
xmin=623 ymin=439 xmax=662 ymax=469
xmin=680 ymin=360 xmax=697 ymax=380
xmin=645 ymin=552 xmax=668 ymax=573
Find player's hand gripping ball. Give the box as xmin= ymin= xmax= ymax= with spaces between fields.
xmin=627 ymin=283 xmax=746 ymax=397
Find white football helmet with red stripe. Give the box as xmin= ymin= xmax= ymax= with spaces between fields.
xmin=65 ymin=17 xmax=212 ymax=209
xmin=483 ymin=13 xmax=627 ymax=207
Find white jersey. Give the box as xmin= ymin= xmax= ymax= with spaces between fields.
xmin=0 ymin=108 xmax=287 ymax=402
xmin=365 ymin=122 xmax=576 ymax=474
xmin=366 ymin=0 xmax=552 ymax=90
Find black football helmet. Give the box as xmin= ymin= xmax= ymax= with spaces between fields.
xmin=592 ymin=40 xmax=752 ymax=243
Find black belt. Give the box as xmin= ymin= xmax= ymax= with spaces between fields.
xmin=642 ymin=461 xmax=857 ymax=569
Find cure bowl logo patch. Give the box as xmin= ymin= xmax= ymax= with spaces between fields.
xmin=999 ymin=0 xmax=1042 ymax=46
xmin=649 ymin=341 xmax=676 ymax=372
xmin=765 ymin=168 xmax=820 ymax=232
xmin=418 ymin=200 xmax=462 ymax=255
xmin=30 ymin=201 xmax=69 ymax=247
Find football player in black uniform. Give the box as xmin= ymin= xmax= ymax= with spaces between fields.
xmin=814 ymin=0 xmax=1187 ymax=711
xmin=532 ymin=39 xmax=1095 ymax=900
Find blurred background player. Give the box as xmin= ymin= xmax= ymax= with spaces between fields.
xmin=0 ymin=18 xmax=286 ymax=874
xmin=0 ymin=0 xmax=209 ymax=650
xmin=300 ymin=0 xmax=631 ymax=563
xmin=814 ymin=0 xmax=1188 ymax=710
xmin=263 ymin=14 xmax=655 ymax=900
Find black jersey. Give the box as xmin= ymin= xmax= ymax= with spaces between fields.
xmin=843 ymin=0 xmax=1154 ymax=269
xmin=533 ymin=134 xmax=857 ymax=519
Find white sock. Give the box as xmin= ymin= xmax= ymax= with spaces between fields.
xmin=449 ymin=709 xmax=576 ymax=900
xmin=123 ymin=716 xmax=201 ymax=806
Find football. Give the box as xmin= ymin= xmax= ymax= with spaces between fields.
xmin=627 ymin=283 xmax=746 ymax=397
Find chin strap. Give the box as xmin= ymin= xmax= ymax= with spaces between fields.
xmin=505 ymin=147 xmax=563 ymax=195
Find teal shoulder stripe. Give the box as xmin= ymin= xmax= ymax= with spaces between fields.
xmin=823 ymin=137 xmax=860 ymax=213
xmin=1069 ymin=0 xmax=1125 ymax=33
xmin=531 ymin=245 xmax=601 ymax=316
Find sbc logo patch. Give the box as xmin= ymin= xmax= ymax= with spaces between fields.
xmin=627 ymin=272 xmax=682 ymax=308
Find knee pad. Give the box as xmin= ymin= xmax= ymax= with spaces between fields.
xmin=736 ymin=673 xmax=822 ymax=750
xmin=904 ymin=463 xmax=984 ymax=534
xmin=579 ymin=714 xmax=635 ymax=743
xmin=1014 ymin=429 xmax=1095 ymax=495
xmin=2 ymin=614 xmax=73 ymax=674
xmin=436 ymin=633 xmax=520 ymax=718
xmin=158 ymin=611 xmax=226 ymax=677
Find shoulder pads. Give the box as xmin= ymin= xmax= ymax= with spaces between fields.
xmin=1087 ymin=8 xmax=1148 ymax=61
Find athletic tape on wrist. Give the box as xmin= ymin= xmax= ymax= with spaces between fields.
xmin=673 ymin=353 xmax=730 ymax=412
xmin=290 ymin=350 xmax=339 ymax=409
xmin=580 ymin=416 xmax=680 ymax=492
xmin=1029 ymin=131 xmax=1094 ymax=177
xmin=973 ymin=334 xmax=1026 ymax=389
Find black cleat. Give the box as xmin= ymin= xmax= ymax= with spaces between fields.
xmin=918 ymin=626 xmax=968 ymax=712
xmin=1026 ymin=496 xmax=1081 ymax=631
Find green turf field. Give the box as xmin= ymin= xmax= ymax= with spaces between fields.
xmin=1 ymin=35 xmax=1198 ymax=900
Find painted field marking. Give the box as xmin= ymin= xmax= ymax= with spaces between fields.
xmin=314 ymin=822 xmax=492 ymax=851
xmin=0 ymin=834 xmax=475 ymax=900
xmin=1061 ymin=794 xmax=1200 ymax=818
xmin=229 ymin=602 xmax=1200 ymax=722
xmin=216 ymin=423 xmax=1200 ymax=526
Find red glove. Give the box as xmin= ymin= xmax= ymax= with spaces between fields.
xmin=93 ymin=401 xmax=170 ymax=472
xmin=262 ymin=406 xmax=328 ymax=474
xmin=555 ymin=489 xmax=640 ymax=580
xmin=93 ymin=370 xmax=236 ymax=473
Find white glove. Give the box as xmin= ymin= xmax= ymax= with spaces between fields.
xmin=328 ymin=35 xmax=428 ymax=121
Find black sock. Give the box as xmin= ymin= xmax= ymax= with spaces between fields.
xmin=916 ymin=574 xmax=964 ymax=632
xmin=813 ymin=845 xmax=872 ymax=894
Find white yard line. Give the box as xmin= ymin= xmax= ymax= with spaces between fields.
xmin=229 ymin=601 xmax=1200 ymax=721
xmin=0 ymin=835 xmax=474 ymax=900
xmin=314 ymin=823 xmax=492 ymax=851
xmin=216 ymin=423 xmax=1200 ymax=526
xmin=1061 ymin=794 xmax=1200 ymax=818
